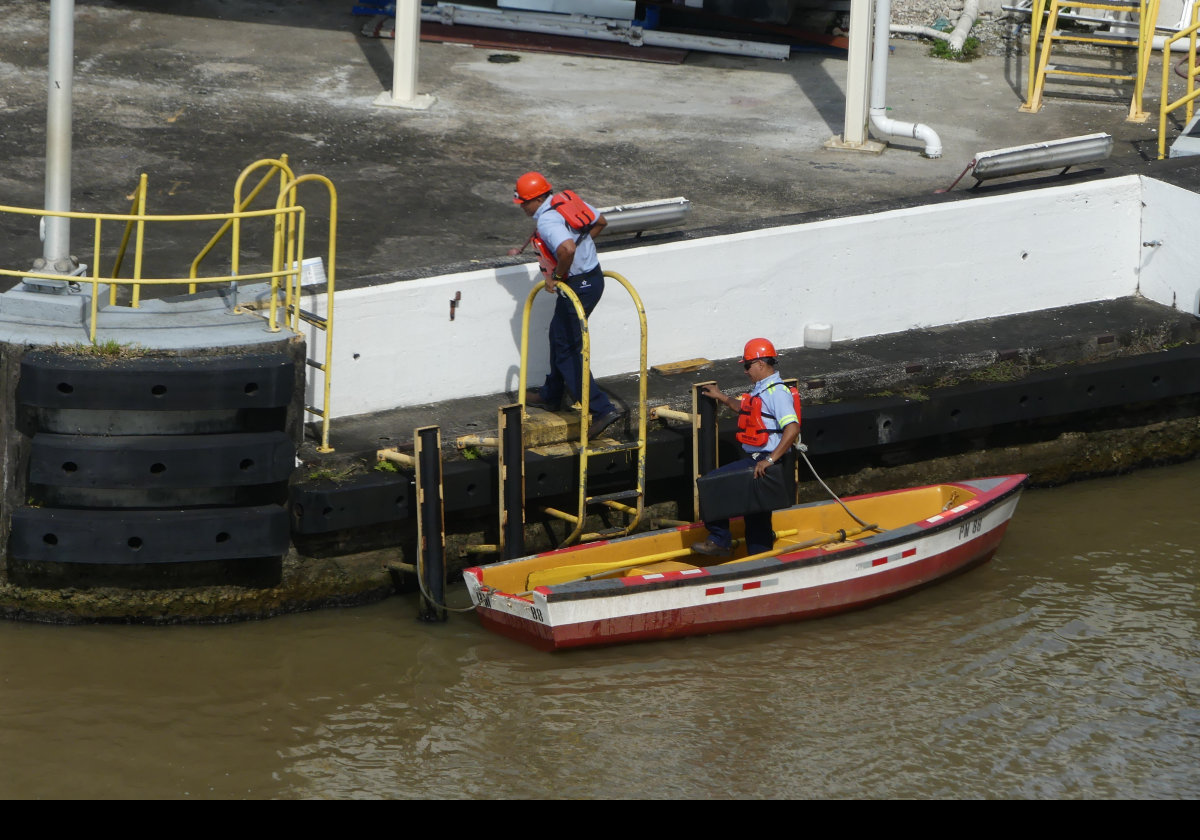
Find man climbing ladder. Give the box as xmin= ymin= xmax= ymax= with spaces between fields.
xmin=510 ymin=171 xmax=624 ymax=439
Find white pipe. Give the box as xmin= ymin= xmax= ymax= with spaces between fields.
xmin=946 ymin=0 xmax=979 ymax=52
xmin=43 ymin=0 xmax=74 ymax=268
xmin=870 ymin=0 xmax=943 ymax=158
xmin=890 ymin=24 xmax=953 ymax=40
xmin=888 ymin=0 xmax=978 ymax=52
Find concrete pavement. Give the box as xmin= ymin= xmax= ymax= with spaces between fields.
xmin=0 ymin=0 xmax=1181 ymax=285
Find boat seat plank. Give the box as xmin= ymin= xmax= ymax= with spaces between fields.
xmin=623 ymin=560 xmax=699 ymax=576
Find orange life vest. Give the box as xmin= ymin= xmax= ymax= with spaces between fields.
xmin=736 ymin=384 xmax=801 ymax=448
xmin=549 ymin=190 xmax=597 ymax=230
xmin=529 ymin=191 xmax=598 ymax=277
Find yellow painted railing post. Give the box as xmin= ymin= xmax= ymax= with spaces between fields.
xmin=1158 ymin=5 xmax=1200 ymax=159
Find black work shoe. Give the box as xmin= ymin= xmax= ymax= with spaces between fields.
xmin=587 ymin=409 xmax=624 ymax=439
xmin=690 ymin=538 xmax=732 ymax=558
xmin=525 ymin=389 xmax=559 ymax=410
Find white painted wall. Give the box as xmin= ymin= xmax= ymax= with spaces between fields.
xmin=1137 ymin=176 xmax=1200 ymax=316
xmin=309 ymin=174 xmax=1165 ymax=418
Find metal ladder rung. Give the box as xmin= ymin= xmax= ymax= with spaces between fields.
xmin=586 ymin=489 xmax=643 ymax=506
xmin=1022 ymin=0 xmax=1157 ymax=116
xmin=1046 ymin=65 xmax=1136 ymax=80
xmin=584 ymin=441 xmax=641 ymax=455
xmin=305 ymin=405 xmax=327 ymax=418
xmin=1046 ymin=33 xmax=1139 ymax=45
xmin=305 ymin=358 xmax=327 ymax=371
xmin=1052 ymin=0 xmax=1141 ymax=8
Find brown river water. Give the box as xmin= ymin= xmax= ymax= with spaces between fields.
xmin=1 ymin=462 xmax=1197 ymax=799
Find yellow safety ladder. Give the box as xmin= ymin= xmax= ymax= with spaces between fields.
xmin=517 ymin=270 xmax=649 ymax=547
xmin=1021 ymin=0 xmax=1161 ymax=121
xmin=189 ymin=156 xmax=340 ymax=452
xmin=273 ymin=173 xmax=339 ymax=454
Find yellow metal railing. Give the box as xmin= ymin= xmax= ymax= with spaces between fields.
xmin=0 ymin=158 xmax=340 ymax=452
xmin=1158 ymin=6 xmax=1200 ymax=158
xmin=0 ymin=200 xmax=304 ymax=344
xmin=184 ymin=157 xmax=339 ymax=452
xmin=517 ymin=270 xmax=649 ymax=547
xmin=1021 ymin=0 xmax=1161 ymax=122
xmin=276 ymin=173 xmax=338 ymax=453
xmin=189 ymin=155 xmax=296 ymax=298
xmin=110 ymin=173 xmax=149 ymax=306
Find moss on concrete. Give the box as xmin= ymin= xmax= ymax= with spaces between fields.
xmin=0 ymin=548 xmax=396 ymax=625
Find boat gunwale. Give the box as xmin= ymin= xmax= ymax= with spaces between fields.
xmin=466 ymin=475 xmax=1028 ymax=605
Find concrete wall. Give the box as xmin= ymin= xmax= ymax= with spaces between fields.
xmin=311 ymin=175 xmax=1155 ymax=417
xmin=1137 ymin=176 xmax=1200 ymax=316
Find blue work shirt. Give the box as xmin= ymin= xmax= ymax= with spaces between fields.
xmin=533 ymin=194 xmax=600 ymax=277
xmin=742 ymin=371 xmax=799 ymax=455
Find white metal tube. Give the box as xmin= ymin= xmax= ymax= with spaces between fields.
xmin=44 ymin=0 xmax=74 ymax=266
xmin=946 ymin=0 xmax=979 ymax=52
xmin=890 ymin=24 xmax=951 ymax=40
xmin=888 ymin=0 xmax=975 ymax=51
xmin=869 ymin=0 xmax=943 ymax=158
xmin=595 ymin=197 xmax=691 ymax=235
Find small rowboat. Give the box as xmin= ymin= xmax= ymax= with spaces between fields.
xmin=463 ymin=475 xmax=1028 ymax=651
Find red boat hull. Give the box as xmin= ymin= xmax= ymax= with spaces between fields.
xmin=466 ymin=475 xmax=1027 ymax=651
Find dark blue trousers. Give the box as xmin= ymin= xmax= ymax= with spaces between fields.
xmin=537 ymin=266 xmax=616 ymax=417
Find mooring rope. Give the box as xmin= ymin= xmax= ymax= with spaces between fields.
xmin=795 ymin=443 xmax=881 ymax=532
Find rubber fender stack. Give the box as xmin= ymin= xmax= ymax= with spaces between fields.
xmin=7 ymin=350 xmax=298 ymax=588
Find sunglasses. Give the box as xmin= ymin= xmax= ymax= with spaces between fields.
xmin=743 ymin=359 xmax=759 ymax=371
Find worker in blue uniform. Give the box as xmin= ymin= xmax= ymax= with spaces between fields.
xmin=691 ymin=337 xmax=801 ymax=559
xmin=511 ymin=171 xmax=624 ymax=439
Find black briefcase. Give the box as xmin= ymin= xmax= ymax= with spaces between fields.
xmin=697 ymin=460 xmax=793 ymax=522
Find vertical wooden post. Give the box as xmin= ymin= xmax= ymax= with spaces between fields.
xmin=693 ymin=381 xmax=718 ymax=522
xmin=414 ymin=425 xmax=446 ymax=622
xmin=499 ymin=404 xmax=526 ymax=560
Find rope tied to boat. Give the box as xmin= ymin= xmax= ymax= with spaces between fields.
xmin=796 ymin=443 xmax=883 ymax=534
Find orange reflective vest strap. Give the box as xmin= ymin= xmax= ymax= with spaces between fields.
xmin=735 ymin=384 xmax=802 ymax=448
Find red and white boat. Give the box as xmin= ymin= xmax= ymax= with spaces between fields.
xmin=463 ymin=474 xmax=1028 ymax=651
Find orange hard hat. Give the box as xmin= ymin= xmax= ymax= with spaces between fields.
xmin=513 ymin=171 xmax=552 ymax=204
xmin=743 ymin=337 xmax=777 ymax=362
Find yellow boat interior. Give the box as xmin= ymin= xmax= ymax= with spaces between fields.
xmin=481 ymin=483 xmax=977 ymax=594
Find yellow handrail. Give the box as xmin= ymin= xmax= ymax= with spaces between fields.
xmin=0 ymin=191 xmax=305 ymax=346
xmin=517 ymin=269 xmax=649 ymax=547
xmin=275 ymin=173 xmax=339 ymax=453
xmin=1022 ymin=0 xmax=1161 ymax=121
xmin=188 ymin=156 xmax=296 ymax=292
xmin=110 ymin=173 xmax=148 ymax=306
xmin=1159 ymin=6 xmax=1200 ymax=159
xmin=1 ymin=161 xmax=337 ymax=450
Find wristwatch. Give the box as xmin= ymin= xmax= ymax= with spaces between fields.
xmin=764 ymin=456 xmax=774 ymax=464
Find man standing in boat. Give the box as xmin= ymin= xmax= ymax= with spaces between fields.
xmin=510 ymin=171 xmax=624 ymax=440
xmin=691 ymin=338 xmax=801 ymax=559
